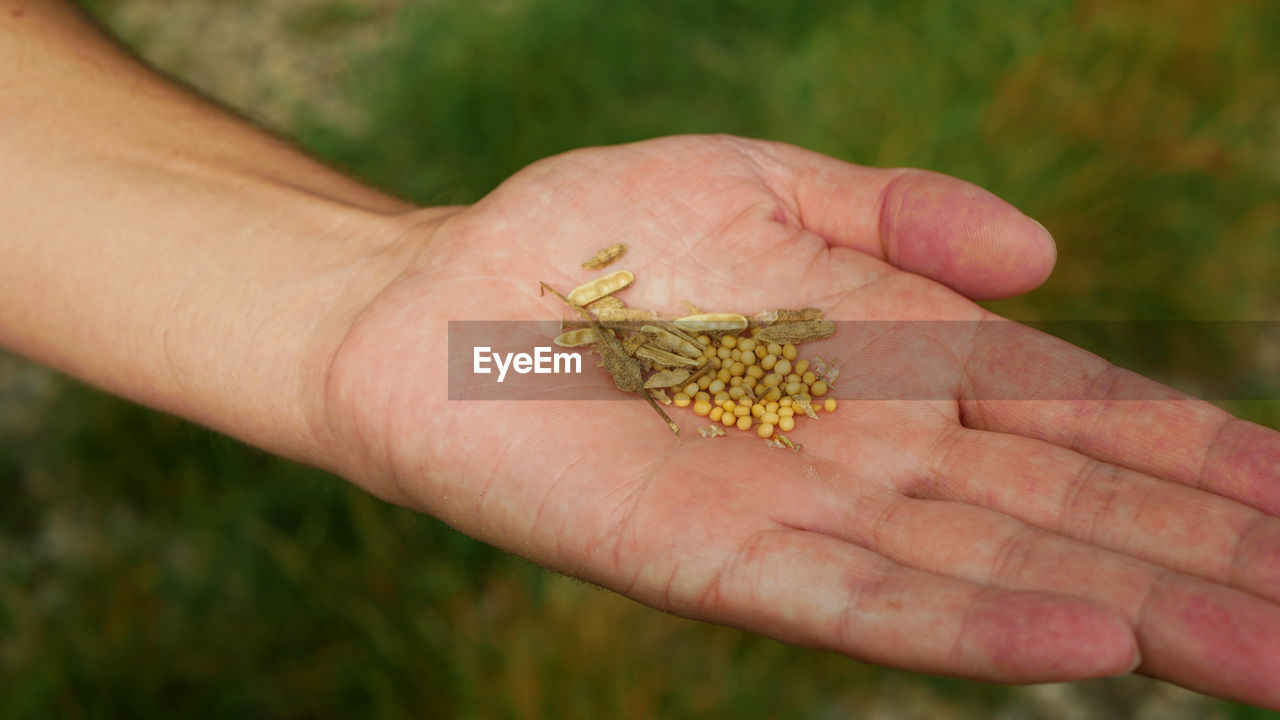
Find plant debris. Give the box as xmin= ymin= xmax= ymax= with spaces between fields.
xmin=540 ymin=263 xmax=840 ymax=445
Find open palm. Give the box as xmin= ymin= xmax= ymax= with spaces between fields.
xmin=324 ymin=136 xmax=1280 ymax=707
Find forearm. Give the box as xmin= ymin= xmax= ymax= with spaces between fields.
xmin=0 ymin=1 xmax=435 ymax=467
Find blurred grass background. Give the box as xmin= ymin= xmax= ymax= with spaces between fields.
xmin=2 ymin=0 xmax=1279 ymax=717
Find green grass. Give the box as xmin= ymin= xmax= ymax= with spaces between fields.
xmin=6 ymin=0 xmax=1280 ymax=717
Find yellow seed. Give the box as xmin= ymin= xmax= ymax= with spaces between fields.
xmin=729 ymin=376 xmax=743 ymax=387
xmin=782 ymin=343 xmax=798 ymax=360
xmin=762 ymin=412 xmax=780 ymax=425
xmin=779 ymin=406 xmax=794 ymax=418
xmin=779 ymin=397 xmax=793 ymax=407
xmin=795 ymin=359 xmax=810 ymax=376
xmin=567 ymin=270 xmax=634 ymax=306
xmin=721 ymin=334 xmax=738 ymax=349
xmin=722 ymin=411 xmax=736 ymax=427
xmin=729 ymin=362 xmax=746 ymax=376
xmin=702 ymin=345 xmax=717 ymax=359
xmin=708 ymin=379 xmax=726 ymax=394
xmin=755 ymin=345 xmax=767 ymax=359
xmin=763 ymin=387 xmax=782 ymax=402
xmin=802 ymin=371 xmax=817 ymax=385
xmin=766 ymin=342 xmax=782 ymax=356
xmin=721 ymin=399 xmax=735 ymax=412
xmin=697 ymin=334 xmax=711 ymax=346
xmin=709 ymin=357 xmax=723 ymax=369
xmin=693 ymin=400 xmax=712 ymax=416
xmin=697 ymin=375 xmax=713 ymax=390
xmin=733 ymin=404 xmax=750 ymax=418
xmin=741 ymin=352 xmax=756 ymax=366
xmin=786 ymin=381 xmax=803 ymax=395
xmin=673 ymin=393 xmax=691 ymax=407
xmin=760 ymin=354 xmax=777 ymax=371
xmin=709 ymin=407 xmax=724 ymax=422
xmin=729 ymin=348 xmax=742 ymax=362
xmin=746 ymin=365 xmax=764 ymax=379
xmin=714 ymin=391 xmax=730 ymax=406
xmin=744 ymin=376 xmax=758 ymax=389
xmin=694 ymin=391 xmax=710 ymax=403
xmin=738 ymin=395 xmax=753 ymax=406
xmin=717 ymin=346 xmax=731 ymax=360
xmin=778 ymin=416 xmax=795 ymax=432
xmin=717 ymin=368 xmax=731 ymax=383
xmin=824 ymin=398 xmax=837 ymax=412
xmin=751 ymin=403 xmax=765 ymax=418
xmin=786 ymin=373 xmax=800 ymax=384
xmin=757 ymin=422 xmax=774 ymax=438
xmin=736 ymin=415 xmax=753 ymax=431
xmin=811 ymin=380 xmax=828 ymax=396
xmin=762 ymin=373 xmax=781 ymax=387
xmin=765 ymin=401 xmax=779 ymax=414
xmin=774 ymin=359 xmax=792 ymax=376
xmin=739 ymin=338 xmax=756 ymax=353
xmin=683 ymin=383 xmax=699 ymax=397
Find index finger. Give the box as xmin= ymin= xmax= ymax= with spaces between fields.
xmin=959 ymin=319 xmax=1280 ymax=514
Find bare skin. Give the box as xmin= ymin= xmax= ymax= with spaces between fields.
xmin=4 ymin=2 xmax=1279 ymax=708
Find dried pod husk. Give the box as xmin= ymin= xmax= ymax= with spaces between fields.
xmin=635 ymin=346 xmax=705 ymax=367
xmin=593 ymin=307 xmax=658 ymax=324
xmin=812 ymin=356 xmax=840 ymax=387
xmin=568 ymin=270 xmax=634 ymax=306
xmin=673 ymin=313 xmax=749 ymax=333
xmin=586 ymin=295 xmax=625 ymax=311
xmin=640 ymin=325 xmax=702 ymax=358
xmin=776 ymin=308 xmax=824 ymax=323
xmin=792 ymin=395 xmax=819 ymax=419
xmin=644 ymin=368 xmax=692 ymax=389
xmin=752 ymin=310 xmax=779 ymax=327
xmin=698 ymin=424 xmax=728 ymax=438
xmin=622 ymin=333 xmax=647 ymax=356
xmin=553 ymin=328 xmax=601 ymax=347
xmin=775 ymin=434 xmax=801 ymax=452
xmin=755 ymin=320 xmax=835 ymax=345
xmin=652 ymin=319 xmax=701 ymax=348
xmin=649 ymin=388 xmax=673 ymax=405
xmin=581 ymin=242 xmax=627 ymax=269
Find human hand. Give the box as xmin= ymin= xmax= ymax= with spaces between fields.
xmin=320 ymin=135 xmax=1280 ymax=707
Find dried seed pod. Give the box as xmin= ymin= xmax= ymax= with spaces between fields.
xmin=752 ymin=310 xmax=779 ymax=327
xmin=640 ymin=325 xmax=702 ymax=358
xmin=581 ymin=242 xmax=627 ymax=269
xmin=776 ymin=308 xmax=824 ymax=323
xmin=553 ymin=328 xmax=601 ymax=347
xmin=755 ymin=320 xmax=835 ymax=345
xmin=622 ymin=333 xmax=648 ymax=356
xmin=649 ymin=388 xmax=673 ymax=405
xmin=652 ymin=320 xmax=701 ymax=348
xmin=635 ymin=345 xmax=705 ymax=367
xmin=593 ymin=307 xmax=658 ymax=324
xmin=673 ymin=313 xmax=749 ymax=333
xmin=568 ymin=270 xmax=634 ymax=306
xmin=644 ymin=368 xmax=692 ymax=389
xmin=586 ymin=296 xmax=625 ymax=311
xmin=680 ymin=300 xmax=703 ymax=315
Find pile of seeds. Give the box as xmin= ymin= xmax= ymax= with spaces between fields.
xmin=542 ymin=243 xmax=839 ymax=446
